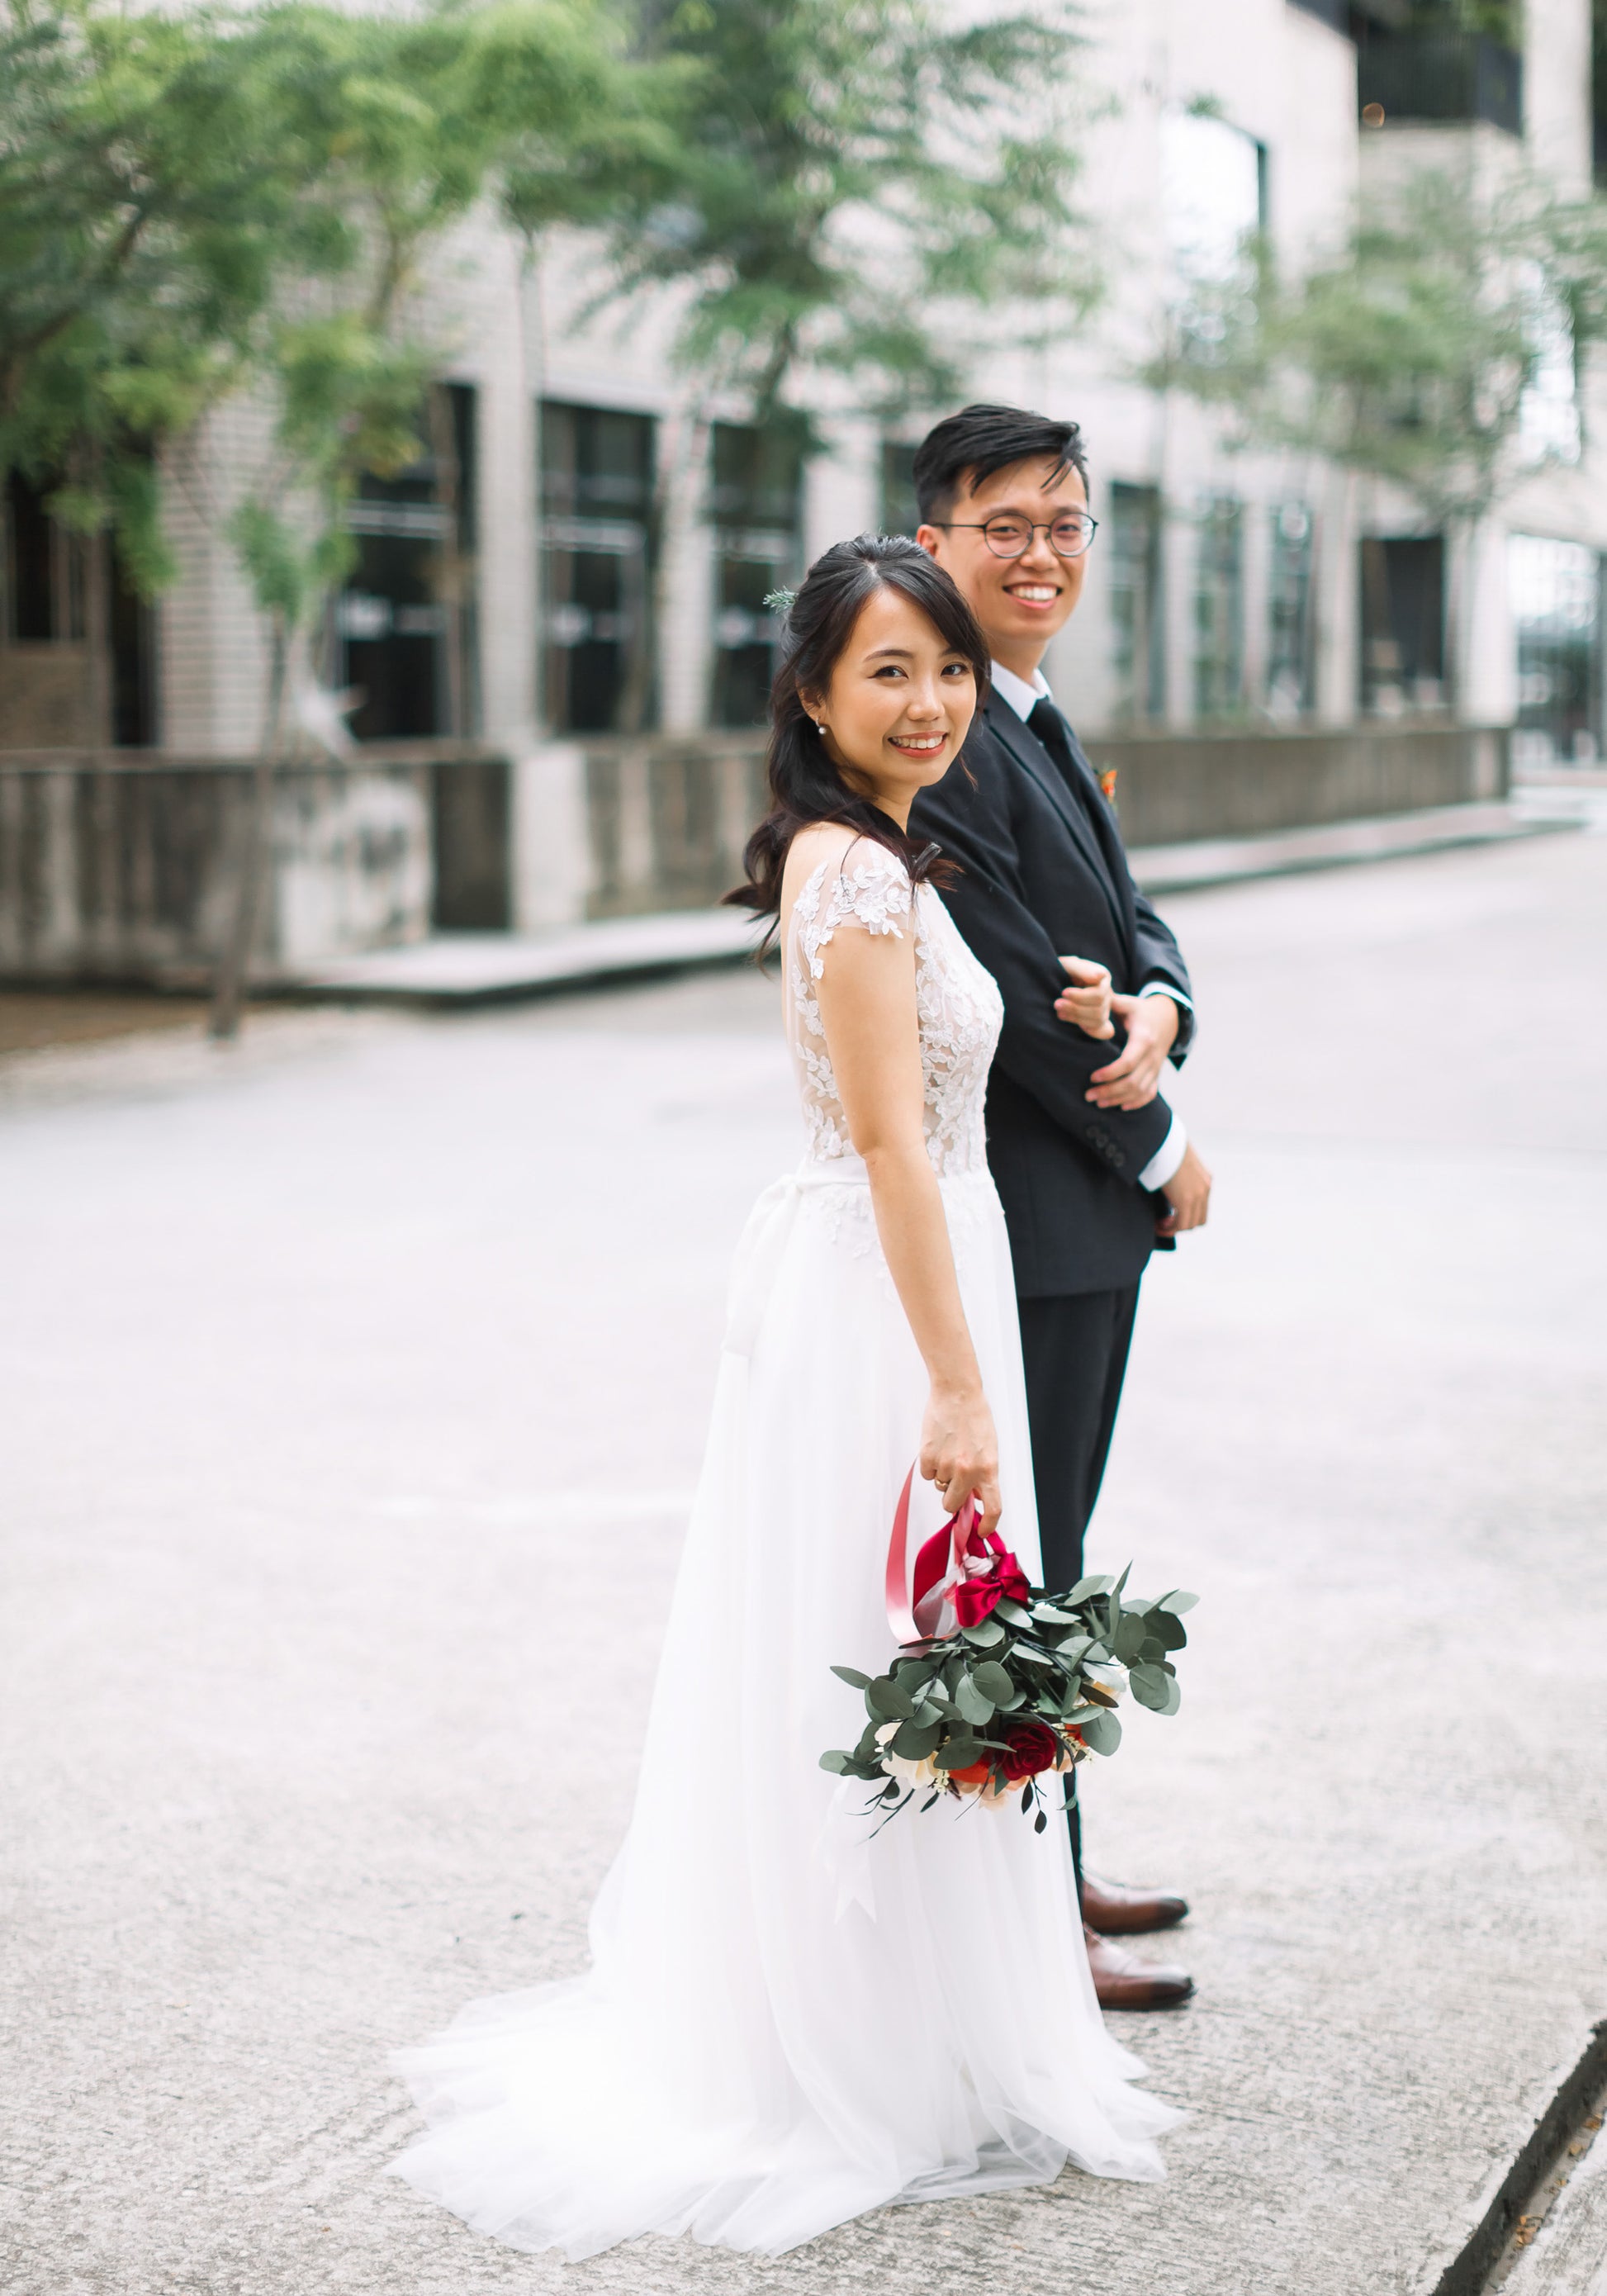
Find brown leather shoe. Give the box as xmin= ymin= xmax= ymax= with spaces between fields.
xmin=1083 ymin=1924 xmax=1194 ymax=2011
xmin=1080 ymin=1870 xmax=1188 ymax=1935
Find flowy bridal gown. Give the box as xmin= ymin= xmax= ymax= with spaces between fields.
xmin=390 ymin=839 xmax=1178 ymax=2258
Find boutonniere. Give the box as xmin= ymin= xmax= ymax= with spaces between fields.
xmin=1097 ymin=766 xmax=1118 ymax=804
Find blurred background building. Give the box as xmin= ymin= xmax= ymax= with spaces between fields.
xmin=2 ymin=0 xmax=1601 ymax=973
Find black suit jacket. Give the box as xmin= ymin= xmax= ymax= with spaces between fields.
xmin=908 ymin=690 xmax=1193 ymax=1297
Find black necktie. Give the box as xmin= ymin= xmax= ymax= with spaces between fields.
xmin=1026 ymin=695 xmax=1081 ymax=788
xmin=1026 ymin=695 xmax=1121 ymax=903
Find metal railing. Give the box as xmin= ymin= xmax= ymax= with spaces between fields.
xmin=1358 ymin=32 xmax=1523 ymax=135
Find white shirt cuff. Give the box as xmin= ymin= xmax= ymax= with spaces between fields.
xmin=1137 ymin=980 xmax=1193 ymax=1013
xmin=1137 ymin=1112 xmax=1187 ymax=1193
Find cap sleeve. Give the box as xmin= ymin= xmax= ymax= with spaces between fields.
xmin=798 ymin=841 xmax=914 ymax=980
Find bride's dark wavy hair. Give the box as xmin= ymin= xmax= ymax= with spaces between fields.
xmin=723 ymin=534 xmax=988 ymax=929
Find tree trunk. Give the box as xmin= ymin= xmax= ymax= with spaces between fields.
xmin=209 ymin=613 xmax=289 ymax=1041
xmin=428 ymin=382 xmax=467 ymax=737
xmin=1440 ymin=515 xmax=1468 ymax=721
xmin=618 ymin=391 xmax=711 ymax=737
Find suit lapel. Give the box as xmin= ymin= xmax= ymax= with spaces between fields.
xmin=984 ymin=694 xmax=1132 ymax=956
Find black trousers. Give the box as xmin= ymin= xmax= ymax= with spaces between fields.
xmin=1017 ymin=1283 xmax=1141 ymax=1886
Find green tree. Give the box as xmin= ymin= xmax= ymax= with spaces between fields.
xmin=509 ymin=0 xmax=1097 ymax=727
xmin=0 ymin=0 xmax=339 ymax=734
xmin=204 ymin=0 xmax=628 ymax=1034
xmin=1155 ymin=162 xmax=1607 ymax=710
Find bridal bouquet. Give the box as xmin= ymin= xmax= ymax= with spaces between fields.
xmin=820 ymin=1482 xmax=1196 ymax=1830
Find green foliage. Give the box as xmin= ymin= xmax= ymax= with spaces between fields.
xmin=1156 ymin=164 xmax=1607 ymax=538
xmin=518 ymin=0 xmax=1097 ymax=425
xmin=0 ymin=0 xmax=629 ymax=617
xmin=0 ymin=0 xmax=316 ymax=583
xmin=821 ymin=1569 xmax=1196 ymax=1829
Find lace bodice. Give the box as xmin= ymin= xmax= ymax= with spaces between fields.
xmin=784 ymin=839 xmax=1003 ymax=1177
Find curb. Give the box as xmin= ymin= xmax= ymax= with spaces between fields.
xmin=1416 ymin=2018 xmax=1607 ymax=2296
xmin=287 ymin=940 xmax=764 ymax=1011
xmin=1130 ymin=809 xmax=1580 ymax=899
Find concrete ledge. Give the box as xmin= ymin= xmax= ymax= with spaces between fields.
xmin=1130 ymin=798 xmax=1581 ymax=896
xmin=283 ymin=800 xmax=1581 ymax=1008
xmin=294 ymin=905 xmax=765 ymax=1007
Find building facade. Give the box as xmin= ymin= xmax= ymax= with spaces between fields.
xmin=3 ymin=2 xmax=1600 ymax=794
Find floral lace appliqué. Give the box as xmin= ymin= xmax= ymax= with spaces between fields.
xmin=785 ymin=845 xmax=1003 ymax=1179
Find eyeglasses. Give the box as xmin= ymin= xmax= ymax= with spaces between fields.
xmin=933 ymin=513 xmax=1099 ymax=561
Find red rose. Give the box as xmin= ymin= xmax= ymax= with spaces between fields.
xmin=952 ymin=1547 xmax=1031 ymax=1628
xmin=998 ymin=1717 xmax=1060 ymax=1783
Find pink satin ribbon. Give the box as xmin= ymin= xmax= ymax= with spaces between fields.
xmin=883 ymin=1466 xmax=982 ymax=1646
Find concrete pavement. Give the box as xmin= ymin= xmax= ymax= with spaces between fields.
xmin=2 ymin=824 xmax=1606 ymax=2295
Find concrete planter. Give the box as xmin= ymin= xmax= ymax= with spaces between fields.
xmin=0 ymin=752 xmax=431 ymax=987
xmin=0 ymin=723 xmax=1514 ymax=984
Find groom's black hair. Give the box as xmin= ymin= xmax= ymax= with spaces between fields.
xmin=912 ymin=404 xmax=1088 ymax=525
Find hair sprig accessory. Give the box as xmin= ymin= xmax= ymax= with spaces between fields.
xmin=763 ymin=586 xmax=797 ymax=615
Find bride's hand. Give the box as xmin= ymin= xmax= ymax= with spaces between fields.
xmin=1053 ymin=955 xmax=1114 ymax=1039
xmin=919 ymin=1383 xmax=1002 ymax=1535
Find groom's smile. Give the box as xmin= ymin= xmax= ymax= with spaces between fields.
xmin=918 ymin=455 xmax=1090 ymax=681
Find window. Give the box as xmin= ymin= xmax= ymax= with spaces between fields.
xmin=1107 ymin=482 xmax=1164 ymax=723
xmin=540 ymin=401 xmax=656 ymax=735
xmin=3 ymin=472 xmax=155 ymax=744
xmin=4 ymin=472 xmax=83 ymax=644
xmin=881 ymin=442 xmax=919 ymax=538
xmin=1360 ymin=536 xmax=1443 ymax=714
xmin=1267 ymin=500 xmax=1315 ymax=718
xmin=1519 ymin=270 xmax=1581 ymax=467
xmin=338 ymin=383 xmax=478 ymax=742
xmin=709 ymin=421 xmax=804 ymax=728
xmin=1509 ymin=534 xmax=1601 ymax=767
xmin=1160 ymin=110 xmax=1266 ymax=293
xmin=1193 ymin=496 xmax=1244 ymax=721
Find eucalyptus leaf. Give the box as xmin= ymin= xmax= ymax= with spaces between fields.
xmin=934 ymin=1740 xmax=984 ymax=1771
xmin=867 ymin=1677 xmax=915 ymax=1722
xmin=1077 ymin=1709 xmax=1121 ymax=1756
xmin=970 ymin=1660 xmax=1015 ymax=1704
xmin=1112 ymin=1612 xmax=1150 ymax=1663
xmin=819 ymin=1749 xmax=851 ymax=1772
xmin=1127 ymin=1662 xmax=1171 ymax=1710
xmin=1158 ymin=1675 xmax=1183 ymax=1715
xmin=1031 ymin=1602 xmax=1078 ymax=1625
xmin=960 ymin=1619 xmax=1005 ymax=1649
xmin=993 ymin=1598 xmax=1032 ymax=1628
xmin=1158 ymin=1590 xmax=1200 ymax=1615
xmin=955 ymin=1675 xmax=994 ymax=1726
xmin=830 ymin=1665 xmax=871 ymax=1690
xmin=1066 ymin=1574 xmax=1114 ymax=1602
xmin=1034 ymin=1810 xmax=1048 ymax=1833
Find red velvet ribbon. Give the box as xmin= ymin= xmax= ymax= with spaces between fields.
xmin=884 ymin=1465 xmax=983 ymax=1647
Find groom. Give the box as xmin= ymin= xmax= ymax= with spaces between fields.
xmin=909 ymin=404 xmax=1211 ymax=2013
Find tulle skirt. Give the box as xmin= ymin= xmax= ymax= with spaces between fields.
xmin=388 ymin=1159 xmax=1178 ymax=2259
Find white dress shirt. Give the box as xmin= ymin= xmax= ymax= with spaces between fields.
xmin=988 ymin=660 xmax=1188 ymax=1193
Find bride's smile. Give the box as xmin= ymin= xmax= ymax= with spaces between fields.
xmin=803 ymin=582 xmax=978 ymax=823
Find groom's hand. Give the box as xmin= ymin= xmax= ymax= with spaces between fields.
xmin=1082 ymin=991 xmax=1179 ymax=1109
xmin=1156 ymin=1141 xmax=1211 ymax=1236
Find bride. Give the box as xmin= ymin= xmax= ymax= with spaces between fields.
xmin=389 ymin=534 xmax=1178 ymax=2260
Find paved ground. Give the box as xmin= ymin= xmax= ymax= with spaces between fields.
xmin=3 ymin=825 xmax=1606 ymax=2296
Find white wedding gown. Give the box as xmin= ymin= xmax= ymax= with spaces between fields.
xmin=390 ymin=837 xmax=1178 ymax=2258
